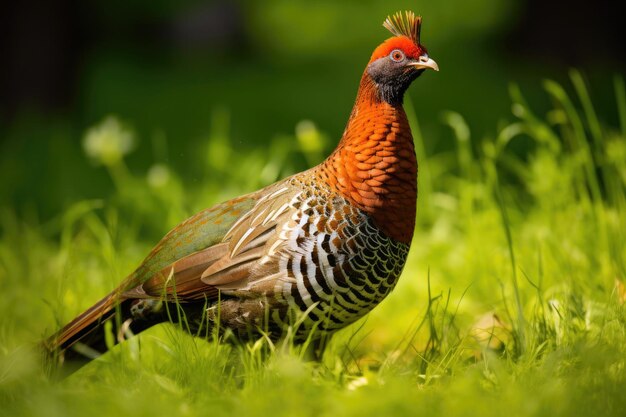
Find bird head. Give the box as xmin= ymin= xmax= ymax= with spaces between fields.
xmin=366 ymin=12 xmax=438 ymax=105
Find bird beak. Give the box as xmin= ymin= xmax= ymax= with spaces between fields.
xmin=409 ymin=55 xmax=439 ymax=72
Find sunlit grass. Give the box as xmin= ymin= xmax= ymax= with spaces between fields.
xmin=1 ymin=74 xmax=625 ymax=416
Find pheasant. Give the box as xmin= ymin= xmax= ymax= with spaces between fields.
xmin=45 ymin=11 xmax=438 ymax=373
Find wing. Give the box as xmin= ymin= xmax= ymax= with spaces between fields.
xmin=120 ymin=182 xmax=300 ymax=302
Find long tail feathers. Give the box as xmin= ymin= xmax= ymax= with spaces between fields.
xmin=43 ymin=292 xmax=124 ymax=376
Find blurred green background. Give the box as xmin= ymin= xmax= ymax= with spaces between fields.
xmin=1 ymin=0 xmax=623 ymax=219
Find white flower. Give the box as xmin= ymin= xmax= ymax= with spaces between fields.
xmin=83 ymin=116 xmax=135 ymax=166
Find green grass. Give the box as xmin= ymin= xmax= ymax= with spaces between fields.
xmin=1 ymin=72 xmax=625 ymax=417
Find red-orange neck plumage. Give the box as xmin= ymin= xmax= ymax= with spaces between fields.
xmin=315 ymin=72 xmax=417 ymax=244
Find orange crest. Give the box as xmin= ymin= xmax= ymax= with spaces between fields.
xmin=370 ymin=36 xmax=423 ymax=62
xmin=369 ymin=11 xmax=425 ymax=62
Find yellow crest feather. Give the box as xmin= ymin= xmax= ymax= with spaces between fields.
xmin=383 ymin=11 xmax=422 ymax=44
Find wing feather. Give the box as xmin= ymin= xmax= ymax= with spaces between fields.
xmin=201 ymin=246 xmax=266 ymax=286
xmin=123 ymin=182 xmax=300 ymax=303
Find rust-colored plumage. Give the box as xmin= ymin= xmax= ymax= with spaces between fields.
xmin=317 ymin=76 xmax=417 ymax=243
xmin=44 ymin=11 xmax=438 ymax=375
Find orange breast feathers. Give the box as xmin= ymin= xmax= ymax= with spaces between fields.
xmin=317 ymin=85 xmax=418 ymax=245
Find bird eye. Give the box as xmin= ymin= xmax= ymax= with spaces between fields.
xmin=389 ymin=49 xmax=405 ymax=62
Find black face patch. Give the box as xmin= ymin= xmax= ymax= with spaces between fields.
xmin=367 ymin=57 xmax=423 ymax=105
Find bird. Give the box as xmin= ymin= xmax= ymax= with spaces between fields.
xmin=44 ymin=11 xmax=438 ymax=374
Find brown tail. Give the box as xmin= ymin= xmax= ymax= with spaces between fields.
xmin=43 ymin=289 xmax=198 ymax=377
xmin=43 ymin=292 xmax=124 ymax=376
xmin=43 ymin=290 xmax=178 ymax=377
